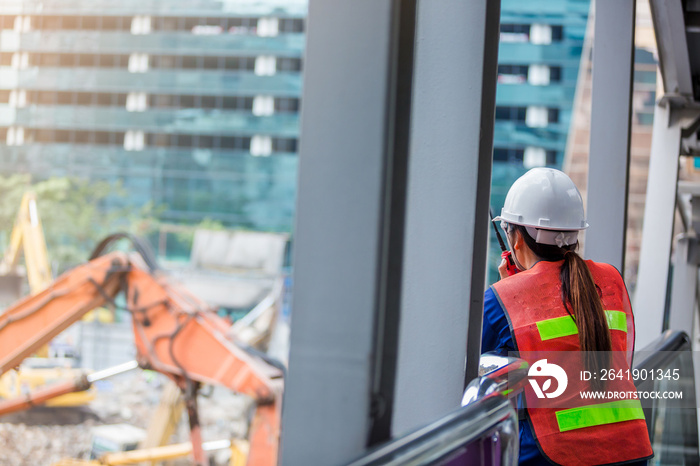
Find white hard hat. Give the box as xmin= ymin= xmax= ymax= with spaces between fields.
xmin=494 ymin=168 xmax=588 ymax=246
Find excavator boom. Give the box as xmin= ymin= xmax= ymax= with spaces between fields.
xmin=0 ymin=243 xmax=283 ymax=466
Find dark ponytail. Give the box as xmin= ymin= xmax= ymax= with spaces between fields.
xmin=512 ymin=225 xmax=611 ymax=390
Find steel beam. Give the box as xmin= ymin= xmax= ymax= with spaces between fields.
xmin=668 ymin=234 xmax=698 ymax=333
xmin=585 ymin=0 xmax=635 ymax=273
xmin=649 ymin=0 xmax=694 ymax=97
xmin=391 ymin=0 xmax=500 ymax=435
xmin=634 ymin=103 xmax=682 ymax=349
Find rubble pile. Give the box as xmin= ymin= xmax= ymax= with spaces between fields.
xmin=0 ymin=371 xmax=253 ymax=465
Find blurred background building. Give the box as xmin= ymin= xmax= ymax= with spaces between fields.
xmin=0 ymin=0 xmax=305 ymax=235
xmin=1 ymin=0 xmax=655 ymax=286
xmin=488 ymin=0 xmax=591 ymax=282
xmin=564 ymin=0 xmax=659 ymax=293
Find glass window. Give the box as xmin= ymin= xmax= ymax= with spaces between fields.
xmin=0 ymin=16 xmax=14 ymax=29
xmin=74 ymin=130 xmax=92 ymax=144
xmin=55 ymin=92 xmax=73 ymax=105
xmin=275 ymin=97 xmax=300 ymax=113
xmin=60 ymin=54 xmax=76 ymax=67
xmin=278 ymin=58 xmax=302 ymax=72
xmin=222 ymin=96 xmax=253 ymax=110
xmin=37 ymin=91 xmax=55 ymax=105
xmin=220 ymin=136 xmax=251 ymax=150
xmin=62 ymin=17 xmax=80 ymax=30
xmin=202 ymin=56 xmax=220 ymax=70
xmin=500 ymin=23 xmax=530 ymax=43
xmin=634 ymin=69 xmax=657 ymax=85
xmin=495 ymin=106 xmax=527 ymax=122
xmin=156 ymin=17 xmax=178 ymax=31
xmin=197 ymin=135 xmax=214 ymax=149
xmin=176 ymin=134 xmax=193 ymax=147
xmin=181 ymin=56 xmax=198 ymax=69
xmin=498 ymin=65 xmax=528 ymax=84
xmin=151 ymin=94 xmax=173 ymax=108
xmin=76 ymin=93 xmax=94 ymax=106
xmin=201 ymin=96 xmax=217 ymax=109
xmin=101 ymin=17 xmax=128 ymax=31
xmin=500 ymin=24 xmax=530 ymax=34
xmin=549 ymin=66 xmax=562 ymax=83
xmin=94 ymin=131 xmax=111 ymax=145
xmin=41 ymin=16 xmax=62 ymax=30
xmin=96 ymin=93 xmax=114 ymax=106
xmin=41 ymin=54 xmax=61 ymax=67
xmin=279 ymin=18 xmax=304 ymax=33
xmin=77 ymin=54 xmax=96 ymax=67
xmin=35 ymin=129 xmax=54 ymax=143
xmin=54 ymin=129 xmax=72 ymax=143
xmin=82 ymin=16 xmax=99 ymax=30
xmin=493 ymin=147 xmax=524 ymax=163
xmin=551 ymin=25 xmax=564 ymax=42
xmin=273 ymin=137 xmax=298 ymax=153
xmin=180 ymin=95 xmax=195 ymax=108
xmin=548 ymin=108 xmax=560 ymax=123
xmin=156 ymin=55 xmax=177 ymax=69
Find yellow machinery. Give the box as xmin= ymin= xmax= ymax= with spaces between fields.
xmin=0 ymin=191 xmax=52 ymax=306
xmin=0 ymin=191 xmax=96 ymax=406
xmin=52 ymin=439 xmax=249 ymax=466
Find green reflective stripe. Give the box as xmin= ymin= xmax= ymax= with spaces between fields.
xmin=502 ymin=389 xmax=513 ymax=396
xmin=605 ymin=310 xmax=627 ymax=332
xmin=536 ymin=316 xmax=578 ymax=340
xmin=555 ymin=399 xmax=645 ymax=432
xmin=536 ymin=311 xmax=627 ymax=341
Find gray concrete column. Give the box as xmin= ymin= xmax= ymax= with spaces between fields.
xmin=391 ymin=0 xmax=501 ymax=435
xmin=280 ymin=0 xmax=416 ymax=463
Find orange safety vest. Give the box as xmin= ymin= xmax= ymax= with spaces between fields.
xmin=492 ymin=260 xmax=653 ymax=466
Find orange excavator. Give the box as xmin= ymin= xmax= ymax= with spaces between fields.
xmin=0 ymin=234 xmax=283 ymax=466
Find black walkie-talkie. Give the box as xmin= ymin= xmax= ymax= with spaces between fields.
xmin=489 ymin=208 xmax=518 ymax=276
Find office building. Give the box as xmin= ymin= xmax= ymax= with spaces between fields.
xmin=0 ymin=0 xmax=306 ymax=232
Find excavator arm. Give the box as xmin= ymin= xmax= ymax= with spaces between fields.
xmin=0 ymin=240 xmax=283 ymax=466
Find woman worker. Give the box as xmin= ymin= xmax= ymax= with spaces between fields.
xmin=482 ymin=168 xmax=653 ymax=466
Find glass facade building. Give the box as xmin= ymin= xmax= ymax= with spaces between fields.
xmin=488 ymin=0 xmax=590 ymax=282
xmin=0 ymin=0 xmax=306 ymax=232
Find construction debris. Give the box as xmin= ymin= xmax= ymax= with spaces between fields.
xmin=0 ymin=371 xmax=253 ymax=465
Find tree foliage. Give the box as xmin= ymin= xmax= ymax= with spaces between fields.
xmin=0 ymin=174 xmax=159 ymax=272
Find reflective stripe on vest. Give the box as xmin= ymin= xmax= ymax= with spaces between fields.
xmin=555 ymin=399 xmax=645 ymax=432
xmin=536 ymin=310 xmax=627 ymax=341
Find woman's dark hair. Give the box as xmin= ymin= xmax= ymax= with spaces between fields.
xmin=510 ymin=224 xmax=611 ymax=390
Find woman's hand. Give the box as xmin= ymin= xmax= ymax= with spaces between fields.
xmin=498 ymin=258 xmax=509 ymax=280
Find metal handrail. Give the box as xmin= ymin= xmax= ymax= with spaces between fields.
xmin=632 ymin=330 xmax=691 ymax=380
xmin=346 ymin=395 xmax=517 ymax=466
xmin=462 ymin=353 xmax=529 ymax=407
xmin=346 ymin=354 xmax=529 ymax=465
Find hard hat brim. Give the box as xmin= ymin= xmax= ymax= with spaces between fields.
xmin=493 ymin=215 xmax=589 ymax=231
